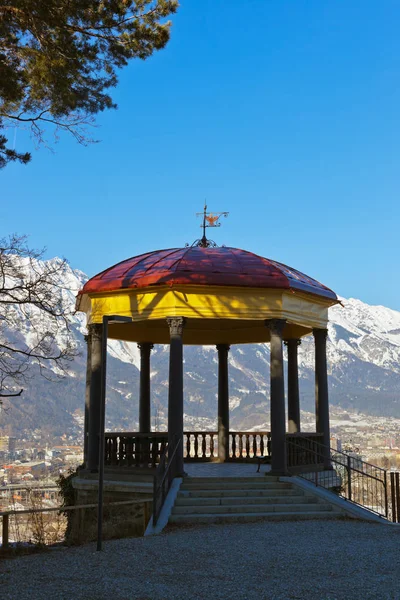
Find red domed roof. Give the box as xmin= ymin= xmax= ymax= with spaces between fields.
xmin=80 ymin=246 xmax=337 ymax=301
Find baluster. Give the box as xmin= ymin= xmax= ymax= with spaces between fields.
xmin=126 ymin=436 xmax=132 ymax=466
xmin=210 ymin=434 xmax=214 ymax=458
xmin=128 ymin=437 xmax=134 ymax=467
xmin=125 ymin=436 xmax=130 ymax=465
xmin=132 ymin=436 xmax=136 ymax=467
xmin=119 ymin=436 xmax=124 ymax=464
xmin=112 ymin=436 xmax=116 ymax=463
xmin=245 ymin=434 xmax=250 ymax=459
xmin=185 ymin=433 xmax=190 ymax=459
xmin=161 ymin=439 xmax=166 ymax=462
xmin=113 ymin=437 xmax=118 ymax=465
xmin=104 ymin=436 xmax=108 ymax=464
xmin=194 ymin=433 xmax=199 ymax=459
xmin=122 ymin=436 xmax=127 ymax=465
xmin=251 ymin=435 xmax=256 ymax=459
xmin=231 ymin=433 xmax=236 ymax=459
xmin=110 ymin=438 xmax=116 ymax=466
xmin=238 ymin=433 xmax=243 ymax=459
xmin=267 ymin=433 xmax=272 ymax=457
xmin=149 ymin=437 xmax=154 ymax=468
xmin=134 ymin=436 xmax=139 ymax=466
xmin=260 ymin=434 xmax=264 ymax=457
xmin=202 ymin=433 xmax=206 ymax=459
xmin=104 ymin=436 xmax=109 ymax=464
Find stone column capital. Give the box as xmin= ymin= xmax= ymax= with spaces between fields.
xmin=216 ymin=343 xmax=231 ymax=352
xmin=166 ymin=317 xmax=186 ymax=337
xmin=265 ymin=318 xmax=286 ymax=336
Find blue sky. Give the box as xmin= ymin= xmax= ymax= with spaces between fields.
xmin=2 ymin=0 xmax=400 ymax=309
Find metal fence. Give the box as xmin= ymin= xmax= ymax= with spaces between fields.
xmin=286 ymin=437 xmax=389 ymax=519
xmin=0 ymin=498 xmax=152 ymax=551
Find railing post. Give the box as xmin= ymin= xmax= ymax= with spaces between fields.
xmin=2 ymin=514 xmax=9 ymax=550
xmin=396 ymin=472 xmax=400 ymax=524
xmin=384 ymin=470 xmax=389 ymax=519
xmin=347 ymin=455 xmax=352 ymax=502
xmin=390 ymin=472 xmax=396 ymax=522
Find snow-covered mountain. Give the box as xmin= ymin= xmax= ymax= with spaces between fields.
xmin=1 ymin=258 xmax=400 ymax=441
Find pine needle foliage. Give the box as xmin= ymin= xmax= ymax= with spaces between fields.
xmin=0 ymin=0 xmax=178 ymax=167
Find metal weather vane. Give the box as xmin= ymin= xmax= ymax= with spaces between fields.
xmin=194 ymin=203 xmax=229 ymax=248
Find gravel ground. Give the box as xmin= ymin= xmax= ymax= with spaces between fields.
xmin=1 ymin=520 xmax=400 ymax=600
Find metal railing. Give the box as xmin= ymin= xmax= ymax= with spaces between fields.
xmin=153 ymin=438 xmax=182 ymax=526
xmin=0 ymin=498 xmax=152 ymax=551
xmin=286 ymin=437 xmax=389 ymax=519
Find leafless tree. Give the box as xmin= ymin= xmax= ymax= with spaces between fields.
xmin=0 ymin=234 xmax=78 ymax=399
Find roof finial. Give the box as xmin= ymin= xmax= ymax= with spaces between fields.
xmin=194 ymin=202 xmax=229 ymax=248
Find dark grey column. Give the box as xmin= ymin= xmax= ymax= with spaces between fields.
xmin=216 ymin=344 xmax=230 ymax=462
xmin=167 ymin=317 xmax=186 ymax=477
xmin=87 ymin=323 xmax=103 ymax=472
xmin=83 ymin=332 xmax=92 ymax=467
xmin=285 ymin=339 xmax=301 ymax=434
xmin=138 ymin=343 xmax=154 ymax=433
xmin=266 ymin=319 xmax=287 ymax=475
xmin=313 ymin=328 xmax=331 ymax=465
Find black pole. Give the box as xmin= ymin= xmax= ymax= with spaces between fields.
xmin=167 ymin=317 xmax=185 ymax=476
xmin=97 ymin=317 xmax=108 ymax=552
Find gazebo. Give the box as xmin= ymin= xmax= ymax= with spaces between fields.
xmin=76 ymin=239 xmax=338 ymax=479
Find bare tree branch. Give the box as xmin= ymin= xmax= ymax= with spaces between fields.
xmin=0 ymin=234 xmax=79 ymax=395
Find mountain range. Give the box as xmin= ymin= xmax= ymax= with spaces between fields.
xmin=1 ymin=258 xmax=400 ymax=442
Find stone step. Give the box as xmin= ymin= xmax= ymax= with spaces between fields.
xmin=180 ymin=481 xmax=293 ymax=491
xmin=175 ymin=495 xmax=318 ymax=506
xmin=169 ymin=511 xmax=343 ymax=524
xmin=172 ymin=503 xmax=333 ymax=515
xmin=184 ymin=476 xmax=279 ymax=484
xmin=178 ymin=488 xmax=304 ymax=498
